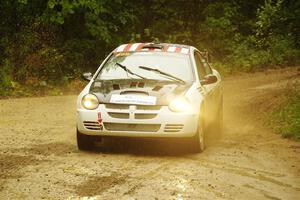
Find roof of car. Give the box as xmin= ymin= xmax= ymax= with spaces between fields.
xmin=113 ymin=43 xmax=192 ymax=55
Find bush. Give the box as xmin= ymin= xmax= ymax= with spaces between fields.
xmin=229 ymin=41 xmax=272 ymax=71
xmin=221 ymin=35 xmax=300 ymax=73
xmin=268 ymin=36 xmax=300 ymax=66
xmin=0 ymin=59 xmax=13 ymax=97
xmin=1 ymin=0 xmax=300 ymax=97
xmin=62 ymin=39 xmax=104 ymax=73
xmin=270 ymin=89 xmax=300 ymax=139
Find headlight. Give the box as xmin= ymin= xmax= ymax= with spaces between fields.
xmin=82 ymin=94 xmax=99 ymax=110
xmin=169 ymin=97 xmax=192 ymax=112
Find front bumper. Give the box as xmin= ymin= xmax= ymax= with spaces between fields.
xmin=77 ymin=104 xmax=199 ymax=138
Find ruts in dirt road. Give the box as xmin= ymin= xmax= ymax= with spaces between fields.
xmin=0 ymin=68 xmax=300 ymax=199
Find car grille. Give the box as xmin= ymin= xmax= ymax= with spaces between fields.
xmin=164 ymin=124 xmax=184 ymax=132
xmin=134 ymin=113 xmax=157 ymax=119
xmin=83 ymin=121 xmax=102 ymax=130
xmin=103 ymin=123 xmax=160 ymax=132
xmin=104 ymin=104 xmax=161 ymax=119
xmin=136 ymin=105 xmax=161 ymax=110
xmin=107 ymin=112 xmax=130 ymax=119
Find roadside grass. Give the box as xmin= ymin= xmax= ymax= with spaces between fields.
xmin=0 ymin=79 xmax=86 ymax=99
xmin=269 ymin=88 xmax=300 ymax=140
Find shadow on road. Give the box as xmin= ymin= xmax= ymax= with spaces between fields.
xmin=88 ymin=137 xmax=193 ymax=156
xmin=88 ymin=129 xmax=222 ymax=157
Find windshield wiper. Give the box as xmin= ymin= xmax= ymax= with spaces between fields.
xmin=139 ymin=66 xmax=185 ymax=84
xmin=115 ymin=63 xmax=147 ymax=79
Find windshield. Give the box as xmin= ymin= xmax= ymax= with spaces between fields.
xmin=96 ymin=52 xmax=193 ymax=82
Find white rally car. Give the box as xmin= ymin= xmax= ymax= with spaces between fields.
xmin=76 ymin=43 xmax=222 ymax=152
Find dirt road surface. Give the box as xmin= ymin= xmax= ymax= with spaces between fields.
xmin=1 ymin=68 xmax=300 ymax=200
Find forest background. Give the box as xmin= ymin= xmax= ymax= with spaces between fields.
xmin=0 ymin=0 xmax=299 ymax=97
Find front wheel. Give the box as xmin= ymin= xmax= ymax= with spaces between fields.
xmin=216 ymin=98 xmax=223 ymax=135
xmin=77 ymin=129 xmax=94 ymax=151
xmin=191 ymin=118 xmax=205 ymax=153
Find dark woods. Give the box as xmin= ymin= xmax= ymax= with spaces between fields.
xmin=0 ymin=0 xmax=299 ymax=96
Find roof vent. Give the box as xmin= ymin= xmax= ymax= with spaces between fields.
xmin=142 ymin=43 xmax=163 ymax=50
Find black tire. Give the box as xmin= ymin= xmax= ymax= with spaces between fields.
xmin=216 ymin=98 xmax=223 ymax=135
xmin=77 ymin=129 xmax=94 ymax=151
xmin=191 ymin=117 xmax=205 ymax=153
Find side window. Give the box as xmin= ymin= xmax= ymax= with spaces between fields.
xmin=200 ymin=55 xmax=213 ymax=75
xmin=194 ymin=52 xmax=211 ymax=80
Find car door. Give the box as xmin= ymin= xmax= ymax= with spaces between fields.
xmin=194 ymin=51 xmax=218 ymax=125
xmin=200 ymin=53 xmax=221 ymax=116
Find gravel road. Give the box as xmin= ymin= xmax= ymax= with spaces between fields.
xmin=0 ymin=68 xmax=300 ymax=200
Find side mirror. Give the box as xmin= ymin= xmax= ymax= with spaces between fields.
xmin=200 ymin=75 xmax=218 ymax=85
xmin=82 ymin=72 xmax=93 ymax=81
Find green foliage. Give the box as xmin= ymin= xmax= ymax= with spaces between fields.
xmin=218 ymin=0 xmax=300 ymax=72
xmin=44 ymin=0 xmax=137 ymax=44
xmin=256 ymin=0 xmax=284 ymax=39
xmin=200 ymin=2 xmax=240 ymax=58
xmin=270 ymin=90 xmax=300 ymax=139
xmin=224 ymin=35 xmax=300 ymax=72
xmin=0 ymin=60 xmax=13 ymax=96
xmin=0 ymin=0 xmax=299 ymax=97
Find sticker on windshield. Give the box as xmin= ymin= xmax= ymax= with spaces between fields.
xmin=110 ymin=94 xmax=157 ymax=105
xmin=115 ymin=52 xmax=130 ymax=57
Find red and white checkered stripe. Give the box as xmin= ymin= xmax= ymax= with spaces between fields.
xmin=114 ymin=43 xmax=189 ymax=54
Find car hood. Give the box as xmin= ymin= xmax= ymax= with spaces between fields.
xmin=89 ymin=79 xmax=192 ymax=105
